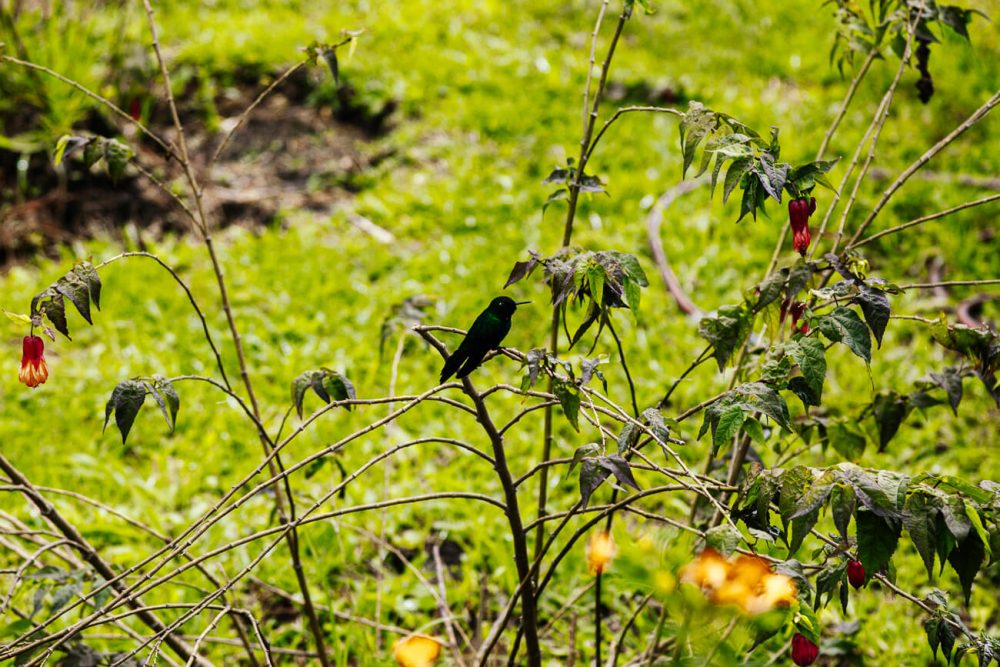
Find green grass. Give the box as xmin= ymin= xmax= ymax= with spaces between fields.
xmin=1 ymin=0 xmax=998 ymax=664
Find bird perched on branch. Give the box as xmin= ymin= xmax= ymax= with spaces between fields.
xmin=440 ymin=296 xmax=529 ymax=383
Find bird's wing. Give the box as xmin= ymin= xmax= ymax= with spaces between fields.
xmin=467 ymin=311 xmax=509 ymax=349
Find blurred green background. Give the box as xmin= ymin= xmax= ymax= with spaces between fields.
xmin=1 ymin=0 xmax=998 ymax=664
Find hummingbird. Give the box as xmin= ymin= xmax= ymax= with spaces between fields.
xmin=440 ymin=296 xmax=530 ymax=383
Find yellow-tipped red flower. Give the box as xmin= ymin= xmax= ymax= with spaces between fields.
xmin=392 ymin=634 xmax=441 ymax=667
xmin=587 ymin=530 xmax=617 ymax=575
xmin=681 ymin=549 xmax=797 ymax=615
xmin=18 ymin=335 xmax=48 ymax=388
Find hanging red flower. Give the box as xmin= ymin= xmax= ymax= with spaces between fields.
xmin=789 ymin=197 xmax=816 ymax=256
xmin=19 ymin=335 xmax=49 ymax=388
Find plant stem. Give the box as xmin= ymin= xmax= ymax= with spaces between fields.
xmin=849 ymin=193 xmax=1000 ymax=248
xmin=536 ymin=0 xmax=630 ymax=566
xmin=595 ymin=572 xmax=603 ymax=667
xmin=462 ymin=376 xmax=542 ymax=666
xmin=0 ymin=454 xmax=213 ymax=667
xmin=846 ymin=88 xmax=1000 ymax=247
xmin=139 ymin=3 xmax=330 ymax=664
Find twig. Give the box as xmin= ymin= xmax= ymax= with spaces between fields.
xmin=847 ymin=88 xmax=1000 ymax=247
xmin=849 ymin=193 xmax=1000 ymax=249
xmin=646 ymin=179 xmax=705 ymax=317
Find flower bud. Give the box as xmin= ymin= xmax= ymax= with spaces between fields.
xmin=791 ymin=633 xmax=819 ymax=666
xmin=789 ymin=197 xmax=814 ymax=256
xmin=847 ymin=560 xmax=866 ymax=589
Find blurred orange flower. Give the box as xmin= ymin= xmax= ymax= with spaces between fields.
xmin=681 ymin=549 xmax=797 ymax=615
xmin=393 ymin=634 xmax=441 ymax=667
xmin=587 ymin=530 xmax=617 ymax=575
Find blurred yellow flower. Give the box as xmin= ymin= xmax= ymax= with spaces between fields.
xmin=587 ymin=530 xmax=617 ymax=575
xmin=680 ymin=548 xmax=729 ymax=590
xmin=680 ymin=549 xmax=797 ymax=615
xmin=393 ymin=634 xmax=441 ymax=667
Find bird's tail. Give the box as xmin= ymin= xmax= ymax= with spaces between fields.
xmin=440 ymin=351 xmax=465 ymax=384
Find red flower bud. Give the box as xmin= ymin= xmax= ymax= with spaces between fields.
xmin=19 ymin=335 xmax=49 ymax=388
xmin=789 ymin=301 xmax=808 ymax=335
xmin=791 ymin=633 xmax=819 ymax=666
xmin=789 ymin=197 xmax=814 ymax=257
xmin=847 ymin=560 xmax=865 ymax=589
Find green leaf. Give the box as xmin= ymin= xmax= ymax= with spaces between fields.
xmin=786 ymin=336 xmax=827 ymax=406
xmin=734 ymin=382 xmax=791 ymax=430
xmin=321 ymin=369 xmax=357 ymax=410
xmin=788 ymin=471 xmax=835 ymax=555
xmin=103 ymin=138 xmax=133 ymax=184
xmin=74 ymin=261 xmax=102 ymax=310
xmin=754 ymin=268 xmax=788 ymax=312
xmin=871 ymin=391 xmax=910 ymax=452
xmin=569 ymin=443 xmax=601 ymax=473
xmin=830 ymin=483 xmax=856 ymax=540
xmin=947 ymin=532 xmax=985 ymax=606
xmin=814 ymin=561 xmax=847 ymax=610
xmin=722 ymin=158 xmax=752 ymax=204
xmin=705 ymin=524 xmax=742 ymax=556
xmin=588 ymin=264 xmax=605 ymax=308
xmin=83 ymin=138 xmax=102 ymax=168
xmin=942 ymin=495 xmax=972 ymax=542
xmin=641 ymin=407 xmax=673 ymax=444
xmin=963 ymin=502 xmax=992 ymax=561
xmin=699 ymin=302 xmax=753 ymax=372
xmin=855 ymin=285 xmax=890 ymax=348
xmin=579 ymin=458 xmax=612 ymax=509
xmin=599 ymin=454 xmax=641 ymax=492
xmin=617 ymin=421 xmax=639 ymax=454
xmin=816 ymin=306 xmax=871 ymax=363
xmin=828 ymin=422 xmax=865 ymax=461
xmin=147 ymin=376 xmax=180 ymax=432
xmin=39 ymin=294 xmax=70 ymax=340
xmin=856 ymin=509 xmax=901 ymax=578
xmin=104 ymin=380 xmax=147 ymax=444
xmin=712 ymin=404 xmax=745 ymax=453
xmin=904 ymin=491 xmax=940 ymax=578
xmin=929 ymin=367 xmax=964 ymax=415
xmin=679 ymin=101 xmax=719 ymax=178
xmin=54 ymin=273 xmax=93 ymax=325
xmin=553 ymin=379 xmax=580 ymax=431
xmin=743 ymin=416 xmax=765 ymax=444
xmin=291 ymin=369 xmax=356 ymax=418
xmin=778 ymin=465 xmax=812 ymax=534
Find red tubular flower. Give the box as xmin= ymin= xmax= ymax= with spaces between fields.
xmin=19 ymin=335 xmax=49 ymax=388
xmin=789 ymin=197 xmax=815 ymax=256
xmin=847 ymin=560 xmax=866 ymax=589
xmin=789 ymin=301 xmax=808 ymax=335
xmin=791 ymin=633 xmax=819 ymax=666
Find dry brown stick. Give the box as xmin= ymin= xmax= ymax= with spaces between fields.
xmin=646 ymin=178 xmax=705 ymax=317
xmin=0 ymin=453 xmax=213 ymax=667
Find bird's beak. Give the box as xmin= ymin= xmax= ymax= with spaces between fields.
xmin=515 ymin=300 xmax=532 ymax=305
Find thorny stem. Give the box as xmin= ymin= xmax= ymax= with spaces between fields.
xmin=138 ymin=2 xmax=330 ymax=665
